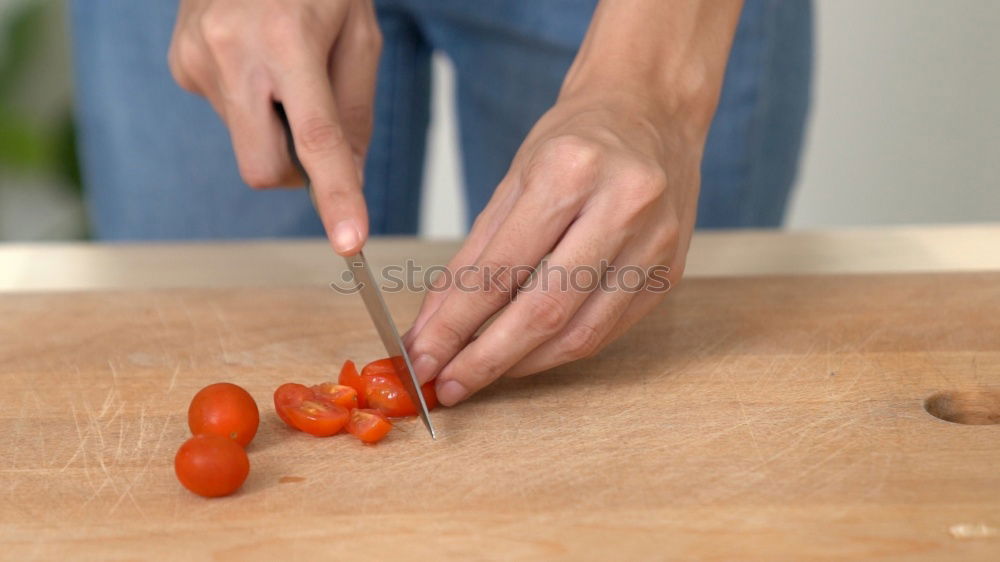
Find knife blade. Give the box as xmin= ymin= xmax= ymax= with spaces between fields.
xmin=343 ymin=252 xmax=437 ymax=438
xmin=274 ymin=103 xmax=436 ymax=439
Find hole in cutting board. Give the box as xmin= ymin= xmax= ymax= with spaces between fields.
xmin=924 ymin=390 xmax=1000 ymax=425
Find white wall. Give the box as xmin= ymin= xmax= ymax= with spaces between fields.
xmin=419 ymin=55 xmax=466 ymax=239
xmin=788 ymin=0 xmax=1000 ymax=227
xmin=420 ymin=1 xmax=1000 ymax=238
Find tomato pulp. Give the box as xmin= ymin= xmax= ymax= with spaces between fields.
xmin=346 ymin=409 xmax=393 ymax=444
xmin=273 ymin=382 xmax=349 ymax=436
xmin=360 ymin=357 xmax=438 ymax=417
xmin=337 ymin=360 xmax=367 ymax=408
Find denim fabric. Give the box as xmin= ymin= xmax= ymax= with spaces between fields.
xmin=70 ymin=0 xmax=812 ymax=239
xmin=701 ymin=0 xmax=814 ymax=227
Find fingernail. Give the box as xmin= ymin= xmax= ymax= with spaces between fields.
xmin=437 ymin=379 xmax=467 ymax=406
xmin=413 ymin=354 xmax=438 ymax=385
xmin=332 ymin=219 xmax=361 ymax=254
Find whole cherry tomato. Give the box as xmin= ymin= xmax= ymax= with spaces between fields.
xmin=188 ymin=382 xmax=259 ymax=447
xmin=174 ymin=434 xmax=250 ymax=497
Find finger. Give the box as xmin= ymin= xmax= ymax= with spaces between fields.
xmin=405 ymin=139 xmax=545 ymax=343
xmin=596 ymin=246 xmax=687 ymax=351
xmin=329 ymin=0 xmax=381 ymax=168
xmin=167 ymin=36 xmax=200 ymax=94
xmin=277 ymin=59 xmax=368 ymax=255
xmin=599 ymin=288 xmax=669 ymax=351
xmin=225 ymin=87 xmax=301 ymax=188
xmin=431 ymin=198 xmax=637 ymax=406
xmin=167 ymin=3 xmax=207 ymax=94
xmin=406 ymin=160 xmax=596 ymax=385
xmin=506 ymin=217 xmax=680 ymax=378
xmin=403 ymin=179 xmax=521 ymax=347
xmin=503 ymin=267 xmax=638 ymax=379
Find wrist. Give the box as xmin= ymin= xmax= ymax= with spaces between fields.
xmin=560 ymin=58 xmax=718 ymax=138
xmin=560 ymin=0 xmax=742 ymax=139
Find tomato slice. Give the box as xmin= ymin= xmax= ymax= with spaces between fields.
xmin=361 ymin=357 xmax=438 ymax=418
xmin=311 ymin=382 xmax=358 ymax=410
xmin=346 ymin=408 xmax=392 ymax=444
xmin=273 ymin=382 xmax=349 ymax=436
xmin=420 ymin=380 xmax=438 ymax=410
xmin=360 ymin=357 xmax=399 ymax=378
xmin=273 ymin=383 xmax=313 ymax=427
xmin=337 ymin=360 xmax=367 ymax=408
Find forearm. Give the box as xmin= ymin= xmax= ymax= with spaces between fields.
xmin=562 ymin=0 xmax=743 ymax=134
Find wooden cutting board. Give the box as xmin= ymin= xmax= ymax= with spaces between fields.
xmin=1 ymin=273 xmax=999 ymax=560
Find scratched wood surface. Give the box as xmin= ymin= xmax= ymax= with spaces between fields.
xmin=2 ymin=273 xmax=999 ymax=560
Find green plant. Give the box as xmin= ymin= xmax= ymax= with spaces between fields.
xmin=0 ymin=0 xmax=80 ymax=191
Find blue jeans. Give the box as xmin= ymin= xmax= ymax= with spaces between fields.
xmin=71 ymin=0 xmax=812 ymax=239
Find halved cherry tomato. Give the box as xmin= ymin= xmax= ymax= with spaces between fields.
xmin=420 ymin=381 xmax=439 ymax=410
xmin=360 ymin=357 xmax=399 ymax=379
xmin=175 ymin=434 xmax=249 ymax=497
xmin=311 ymin=382 xmax=358 ymax=410
xmin=346 ymin=409 xmax=392 ymax=444
xmin=188 ymin=382 xmax=259 ymax=447
xmin=273 ymin=383 xmax=313 ymax=427
xmin=274 ymin=383 xmax=349 ymax=436
xmin=337 ymin=360 xmax=367 ymax=408
xmin=361 ymin=357 xmax=438 ymax=417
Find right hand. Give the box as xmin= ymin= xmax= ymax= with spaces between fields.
xmin=168 ymin=0 xmax=382 ymax=255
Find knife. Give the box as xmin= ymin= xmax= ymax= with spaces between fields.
xmin=275 ymin=103 xmax=437 ymax=439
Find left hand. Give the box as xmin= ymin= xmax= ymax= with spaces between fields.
xmin=404 ymin=89 xmax=708 ymax=406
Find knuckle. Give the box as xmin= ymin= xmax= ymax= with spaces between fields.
xmin=470 ymin=258 xmax=517 ymax=307
xmin=199 ymin=10 xmax=237 ymax=51
xmin=546 ymin=135 xmax=602 ymax=168
xmin=472 ymin=350 xmax=506 ymax=382
xmin=411 ymin=321 xmax=466 ymax=363
xmin=520 ymin=135 xmax=601 ymax=209
xmin=543 ymin=135 xmax=602 ymax=181
xmin=560 ymin=323 xmax=604 ymax=360
xmin=296 ymin=117 xmax=347 ymax=155
xmin=167 ymin=55 xmax=190 ymax=91
xmin=168 ymin=39 xmax=203 ymax=91
xmin=617 ymin=163 xmax=667 ymax=211
xmin=352 ymin=23 xmax=382 ymax=51
xmin=314 ymin=182 xmax=359 ymax=209
xmin=524 ymin=290 xmax=571 ymax=335
xmin=238 ymin=161 xmax=284 ymax=189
